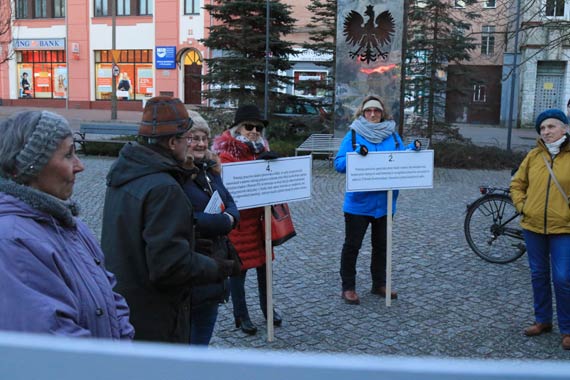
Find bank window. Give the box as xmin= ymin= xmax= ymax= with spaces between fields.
xmin=473 ymin=85 xmax=487 ymax=103
xmin=94 ymin=49 xmax=153 ymax=101
xmin=185 ymin=0 xmax=199 ymax=15
xmin=481 ymin=26 xmax=495 ymax=55
xmin=484 ymin=0 xmax=496 ymax=8
xmin=16 ymin=50 xmax=67 ymax=99
xmin=545 ymin=0 xmax=565 ymax=17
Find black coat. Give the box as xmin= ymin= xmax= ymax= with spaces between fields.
xmin=101 ymin=142 xmax=219 ymax=343
xmin=182 ymin=159 xmax=240 ymax=309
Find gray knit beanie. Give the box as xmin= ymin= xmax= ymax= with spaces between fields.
xmin=13 ymin=111 xmax=72 ymax=184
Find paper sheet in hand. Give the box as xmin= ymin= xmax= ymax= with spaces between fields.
xmin=204 ymin=190 xmax=224 ymax=214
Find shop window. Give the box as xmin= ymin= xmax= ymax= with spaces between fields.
xmin=185 ymin=0 xmax=199 ymax=15
xmin=17 ymin=50 xmax=67 ymax=99
xmin=94 ymin=0 xmax=152 ymax=16
xmin=473 ymin=84 xmax=487 ymax=103
xmin=545 ymin=0 xmax=565 ymax=17
xmin=15 ymin=0 xmax=64 ymax=19
xmin=95 ymin=49 xmax=153 ymax=101
xmin=481 ymin=26 xmax=495 ymax=55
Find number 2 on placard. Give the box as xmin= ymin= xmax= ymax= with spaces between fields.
xmin=388 ymin=153 xmax=394 ymax=162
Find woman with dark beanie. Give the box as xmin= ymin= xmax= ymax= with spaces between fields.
xmin=0 ymin=111 xmax=134 ymax=339
xmin=212 ymin=104 xmax=282 ymax=335
xmin=511 ymin=108 xmax=570 ymax=350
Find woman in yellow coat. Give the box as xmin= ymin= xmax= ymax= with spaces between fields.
xmin=510 ymin=108 xmax=570 ymax=350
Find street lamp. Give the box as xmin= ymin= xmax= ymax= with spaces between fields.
xmin=506 ymin=0 xmax=521 ymax=152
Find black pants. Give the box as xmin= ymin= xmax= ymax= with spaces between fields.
xmin=230 ymin=265 xmax=268 ymax=319
xmin=340 ymin=213 xmax=387 ymax=291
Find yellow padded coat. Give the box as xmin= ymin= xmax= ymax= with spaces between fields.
xmin=510 ymin=136 xmax=570 ymax=235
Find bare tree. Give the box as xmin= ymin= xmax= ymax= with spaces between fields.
xmin=0 ymin=0 xmax=13 ymax=64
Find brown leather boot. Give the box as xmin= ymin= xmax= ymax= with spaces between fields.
xmin=562 ymin=335 xmax=570 ymax=350
xmin=524 ymin=322 xmax=553 ymax=337
xmin=371 ymin=286 xmax=397 ymax=300
xmin=341 ymin=290 xmax=360 ymax=305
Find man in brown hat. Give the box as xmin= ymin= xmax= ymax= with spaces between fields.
xmin=101 ymin=96 xmax=237 ymax=343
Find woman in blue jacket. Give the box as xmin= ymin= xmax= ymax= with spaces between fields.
xmin=183 ymin=111 xmax=240 ymax=345
xmin=334 ymin=95 xmax=419 ymax=305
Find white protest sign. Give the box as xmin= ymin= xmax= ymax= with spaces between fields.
xmin=346 ymin=150 xmax=434 ymax=192
xmin=221 ymin=155 xmax=312 ymax=210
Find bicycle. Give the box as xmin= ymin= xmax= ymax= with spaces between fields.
xmin=464 ymin=186 xmax=526 ymax=264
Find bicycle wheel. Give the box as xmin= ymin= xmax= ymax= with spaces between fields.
xmin=464 ymin=194 xmax=526 ymax=264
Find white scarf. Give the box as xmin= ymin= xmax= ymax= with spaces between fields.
xmin=545 ymin=135 xmax=567 ymax=157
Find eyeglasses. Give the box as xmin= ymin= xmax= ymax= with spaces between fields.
xmin=177 ymin=135 xmax=192 ymax=143
xmin=364 ymin=108 xmax=383 ymax=115
xmin=243 ymin=123 xmax=264 ymax=132
xmin=190 ymin=136 xmax=209 ymax=143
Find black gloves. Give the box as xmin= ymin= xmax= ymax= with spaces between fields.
xmin=257 ymin=151 xmax=280 ymax=160
xmin=414 ymin=139 xmax=422 ymax=151
xmin=354 ymin=144 xmax=368 ymax=156
xmin=197 ymin=238 xmax=242 ymax=279
xmin=195 ymin=239 xmax=213 ymax=256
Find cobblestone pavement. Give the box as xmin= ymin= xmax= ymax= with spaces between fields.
xmin=74 ymin=157 xmax=569 ymax=360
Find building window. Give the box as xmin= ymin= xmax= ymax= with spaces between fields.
xmin=185 ymin=0 xmax=199 ymax=15
xmin=473 ymin=84 xmax=487 ymax=103
xmin=293 ymin=71 xmax=328 ymax=98
xmin=94 ymin=49 xmax=153 ymax=101
xmin=94 ymin=0 xmax=152 ymax=16
xmin=481 ymin=26 xmax=495 ymax=55
xmin=53 ymin=0 xmax=65 ymax=17
xmin=484 ymin=0 xmax=496 ymax=8
xmin=545 ymin=0 xmax=565 ymax=17
xmin=454 ymin=0 xmax=465 ymax=8
xmin=15 ymin=0 xmax=64 ymax=18
xmin=16 ymin=0 xmax=29 ymax=18
xmin=94 ymin=0 xmax=108 ymax=16
xmin=17 ymin=50 xmax=67 ymax=99
xmin=117 ymin=0 xmax=131 ymax=15
xmin=139 ymin=0 xmax=153 ymax=15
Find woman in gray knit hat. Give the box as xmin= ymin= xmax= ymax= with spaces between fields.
xmin=0 ymin=110 xmax=134 ymax=339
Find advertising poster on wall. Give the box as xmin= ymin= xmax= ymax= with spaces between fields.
xmin=96 ymin=63 xmax=113 ymax=99
xmin=53 ymin=65 xmax=67 ymax=99
xmin=335 ymin=1 xmax=404 ymax=133
xmin=137 ymin=66 xmax=153 ymax=98
xmin=19 ymin=64 xmax=33 ymax=98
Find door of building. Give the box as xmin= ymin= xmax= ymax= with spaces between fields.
xmin=184 ymin=64 xmax=201 ymax=105
xmin=533 ymin=61 xmax=566 ymax=121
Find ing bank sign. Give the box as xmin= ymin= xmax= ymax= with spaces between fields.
xmin=13 ymin=39 xmax=65 ymax=50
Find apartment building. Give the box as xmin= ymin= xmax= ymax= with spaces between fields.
xmin=0 ymin=0 xmax=329 ymax=110
xmin=445 ymin=0 xmax=506 ymax=125
xmin=516 ymin=0 xmax=570 ymax=125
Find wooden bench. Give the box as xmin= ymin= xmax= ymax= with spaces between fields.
xmin=74 ymin=123 xmax=139 ymax=154
xmin=295 ymin=133 xmax=343 ymax=164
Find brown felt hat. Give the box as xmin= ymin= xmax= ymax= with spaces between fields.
xmin=139 ymin=96 xmax=192 ymax=137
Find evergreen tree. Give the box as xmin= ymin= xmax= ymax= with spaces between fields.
xmin=406 ymin=0 xmax=479 ymax=139
xmin=301 ymin=0 xmax=337 ymax=108
xmin=201 ymin=0 xmax=296 ymax=108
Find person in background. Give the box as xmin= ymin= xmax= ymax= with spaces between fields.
xmin=20 ymin=72 xmax=31 ymax=98
xmin=212 ymin=104 xmax=282 ymax=335
xmin=510 ymin=108 xmax=570 ymax=351
xmin=334 ymin=95 xmax=421 ymax=305
xmin=566 ymin=98 xmax=569 ymax=118
xmin=101 ymin=96 xmax=237 ymax=343
xmin=182 ymin=111 xmax=240 ymax=345
xmin=0 ymin=110 xmax=134 ymax=339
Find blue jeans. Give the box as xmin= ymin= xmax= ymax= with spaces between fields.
xmin=189 ymin=303 xmax=219 ymax=346
xmin=230 ymin=265 xmax=267 ymax=319
xmin=524 ymin=230 xmax=570 ymax=334
xmin=340 ymin=213 xmax=387 ymax=291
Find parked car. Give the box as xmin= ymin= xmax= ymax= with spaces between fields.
xmin=271 ymin=96 xmax=331 ymax=135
